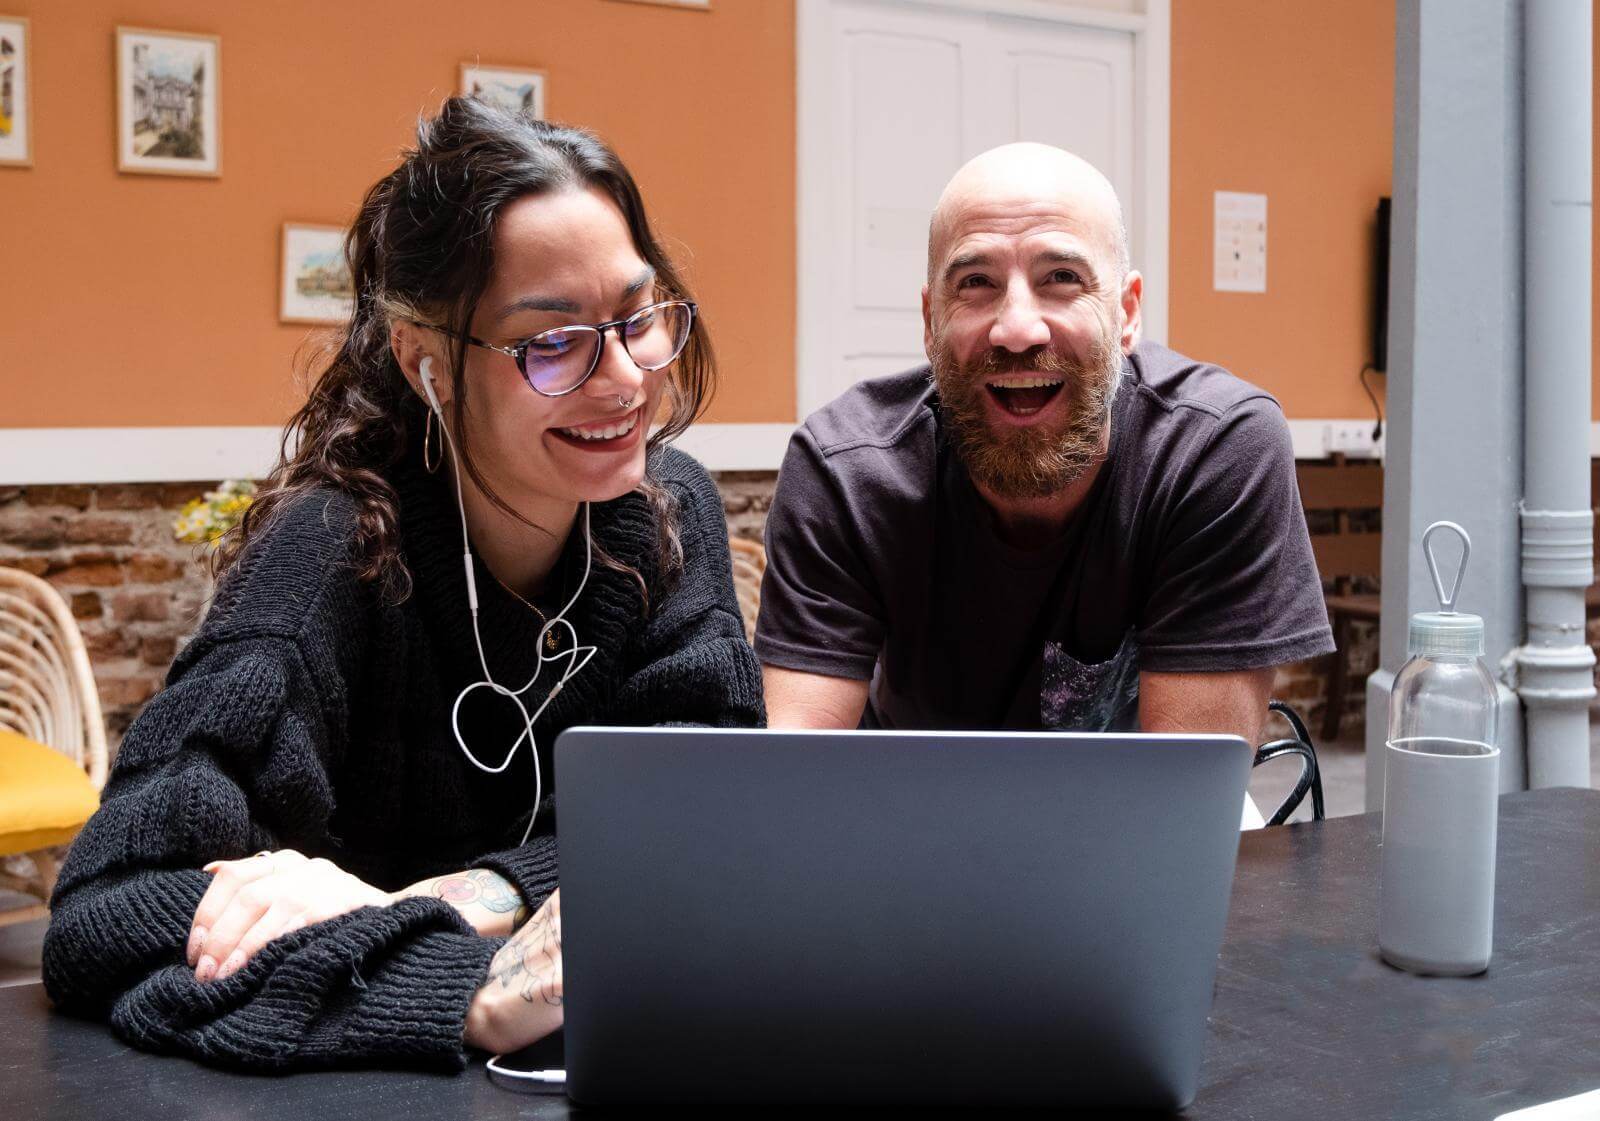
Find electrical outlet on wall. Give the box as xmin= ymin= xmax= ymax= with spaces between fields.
xmin=1325 ymin=421 xmax=1383 ymax=458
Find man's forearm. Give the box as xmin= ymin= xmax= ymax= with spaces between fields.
xmin=1138 ymin=667 xmax=1277 ymax=743
xmin=762 ymin=663 xmax=871 ymax=729
xmin=397 ymin=868 xmax=530 ymax=937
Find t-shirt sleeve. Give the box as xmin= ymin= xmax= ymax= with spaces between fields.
xmin=1136 ymin=397 xmax=1335 ymax=673
xmin=753 ymin=427 xmax=886 ymax=680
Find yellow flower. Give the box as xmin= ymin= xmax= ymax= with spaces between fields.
xmin=171 ymin=480 xmax=258 ymax=544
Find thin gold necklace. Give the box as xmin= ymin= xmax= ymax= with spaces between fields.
xmin=492 ymin=573 xmax=561 ymax=653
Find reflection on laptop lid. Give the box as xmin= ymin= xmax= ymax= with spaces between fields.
xmin=556 ymin=727 xmax=1251 ymax=1108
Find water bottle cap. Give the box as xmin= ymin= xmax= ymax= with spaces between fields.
xmin=1408 ymin=520 xmax=1483 ymax=656
xmin=1408 ymin=610 xmax=1485 ymax=657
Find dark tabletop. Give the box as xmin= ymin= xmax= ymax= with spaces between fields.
xmin=6 ymin=787 xmax=1600 ymax=1120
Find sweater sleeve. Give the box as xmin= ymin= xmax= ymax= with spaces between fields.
xmin=42 ymin=636 xmax=499 ymax=1072
xmin=613 ymin=454 xmax=766 ymax=728
xmin=471 ymin=833 xmax=560 ymax=917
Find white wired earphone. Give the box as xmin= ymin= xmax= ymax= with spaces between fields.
xmin=420 ymin=356 xmax=599 ymax=846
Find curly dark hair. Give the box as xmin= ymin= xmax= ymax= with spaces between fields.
xmin=216 ymin=98 xmax=715 ymax=605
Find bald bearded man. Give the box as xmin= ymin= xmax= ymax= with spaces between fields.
xmin=757 ymin=144 xmax=1334 ymax=746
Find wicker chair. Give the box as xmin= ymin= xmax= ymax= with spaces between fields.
xmin=0 ymin=567 xmax=107 ymax=926
xmin=728 ymin=536 xmax=767 ymax=643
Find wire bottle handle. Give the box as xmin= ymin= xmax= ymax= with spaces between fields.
xmin=1421 ymin=520 xmax=1471 ymax=614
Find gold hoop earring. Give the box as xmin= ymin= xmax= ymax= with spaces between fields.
xmin=423 ymin=408 xmax=443 ymax=474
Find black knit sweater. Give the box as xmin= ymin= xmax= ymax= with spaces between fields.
xmin=42 ymin=443 xmax=764 ymax=1071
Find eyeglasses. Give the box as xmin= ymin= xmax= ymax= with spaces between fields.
xmin=426 ymin=299 xmax=697 ymax=397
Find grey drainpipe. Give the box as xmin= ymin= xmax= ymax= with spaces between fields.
xmin=1513 ymin=0 xmax=1594 ymax=788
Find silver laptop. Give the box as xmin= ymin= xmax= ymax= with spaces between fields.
xmin=555 ymin=727 xmax=1251 ymax=1108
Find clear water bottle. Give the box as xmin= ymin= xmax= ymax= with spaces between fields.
xmin=1379 ymin=521 xmax=1500 ymax=976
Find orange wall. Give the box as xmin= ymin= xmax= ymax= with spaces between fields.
xmin=0 ymin=0 xmax=795 ymax=427
xmin=1169 ymin=0 xmax=1395 ymax=419
xmin=6 ymin=2 xmax=1591 ymax=433
xmin=1173 ymin=1 xmax=1600 ymax=423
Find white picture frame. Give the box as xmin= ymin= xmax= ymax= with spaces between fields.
xmin=0 ymin=15 xmax=32 ymax=167
xmin=116 ymin=27 xmax=221 ymax=177
xmin=280 ymin=223 xmax=354 ymax=326
xmin=459 ymin=62 xmax=546 ymax=118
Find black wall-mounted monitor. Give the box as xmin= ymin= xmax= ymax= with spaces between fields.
xmin=1373 ymin=196 xmax=1391 ymax=373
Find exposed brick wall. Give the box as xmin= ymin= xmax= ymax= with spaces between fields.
xmin=0 ymin=469 xmax=1402 ymax=755
xmin=715 ymin=471 xmax=775 ymax=542
xmin=0 ymin=483 xmax=217 ymax=747
xmin=0 ymin=475 xmax=782 ymax=757
xmin=1271 ymin=620 xmax=1377 ymax=740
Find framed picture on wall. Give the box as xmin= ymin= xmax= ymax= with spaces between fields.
xmin=280 ymin=224 xmax=354 ymax=325
xmin=0 ymin=15 xmax=31 ymax=167
xmin=460 ymin=63 xmax=546 ymax=118
xmin=116 ymin=27 xmax=221 ymax=177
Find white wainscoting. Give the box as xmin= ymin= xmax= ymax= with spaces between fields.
xmin=0 ymin=424 xmax=796 ymax=484
xmin=0 ymin=418 xmax=1480 ymax=485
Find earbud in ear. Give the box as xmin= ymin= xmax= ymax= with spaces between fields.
xmin=419 ymin=356 xmax=443 ymax=414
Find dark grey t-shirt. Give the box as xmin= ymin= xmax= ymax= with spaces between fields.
xmin=755 ymin=342 xmax=1335 ymax=731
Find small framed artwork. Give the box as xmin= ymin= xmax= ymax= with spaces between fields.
xmin=116 ymin=27 xmax=221 ymax=177
xmin=460 ymin=63 xmax=546 ymax=118
xmin=280 ymin=224 xmax=354 ymax=325
xmin=0 ymin=15 xmax=31 ymax=167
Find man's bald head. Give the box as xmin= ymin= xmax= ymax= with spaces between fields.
xmin=919 ymin=143 xmax=1140 ymax=503
xmin=927 ymin=143 xmax=1130 ymax=283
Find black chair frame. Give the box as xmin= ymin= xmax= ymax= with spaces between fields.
xmin=1254 ymin=700 xmax=1325 ymax=826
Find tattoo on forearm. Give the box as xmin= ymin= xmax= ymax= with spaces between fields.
xmin=486 ymin=896 xmax=563 ymax=1006
xmin=432 ymin=869 xmax=525 ymax=916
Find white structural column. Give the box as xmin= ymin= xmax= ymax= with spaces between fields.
xmin=1367 ymin=0 xmax=1528 ymax=809
xmin=1514 ymin=0 xmax=1594 ymax=789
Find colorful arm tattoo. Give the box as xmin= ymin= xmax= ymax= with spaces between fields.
xmin=431 ymin=869 xmax=532 ymax=928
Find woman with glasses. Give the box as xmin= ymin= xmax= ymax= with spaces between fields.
xmin=43 ymin=98 xmax=762 ymax=1070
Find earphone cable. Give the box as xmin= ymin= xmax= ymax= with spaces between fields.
xmin=434 ymin=398 xmax=596 ymax=847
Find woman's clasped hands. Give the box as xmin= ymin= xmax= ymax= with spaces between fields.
xmin=186 ymin=849 xmax=393 ymax=982
xmin=186 ymin=849 xmax=566 ymax=1054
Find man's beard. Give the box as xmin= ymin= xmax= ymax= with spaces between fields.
xmin=929 ymin=314 xmax=1123 ymax=500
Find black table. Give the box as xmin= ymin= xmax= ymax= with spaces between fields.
xmin=7 ymin=788 xmax=1600 ymax=1119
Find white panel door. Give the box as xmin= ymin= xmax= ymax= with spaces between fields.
xmin=983 ymin=15 xmax=1136 ymax=213
xmin=800 ymin=0 xmax=1146 ymax=419
xmin=819 ymin=1 xmax=990 ymax=413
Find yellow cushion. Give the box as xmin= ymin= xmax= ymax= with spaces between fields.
xmin=0 ymin=729 xmax=100 ymax=855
